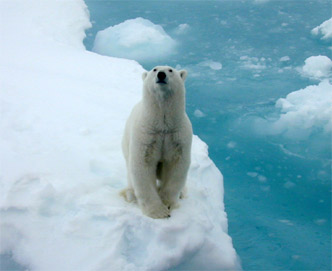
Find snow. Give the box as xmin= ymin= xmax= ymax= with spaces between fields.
xmin=311 ymin=18 xmax=332 ymax=40
xmin=92 ymin=17 xmax=177 ymax=62
xmin=0 ymin=0 xmax=240 ymax=270
xmin=300 ymin=55 xmax=332 ymax=80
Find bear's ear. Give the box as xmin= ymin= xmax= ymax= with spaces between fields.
xmin=142 ymin=71 xmax=148 ymax=81
xmin=179 ymin=70 xmax=187 ymax=81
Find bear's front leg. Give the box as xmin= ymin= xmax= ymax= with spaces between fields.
xmin=158 ymin=157 xmax=190 ymax=210
xmin=129 ymin=157 xmax=170 ymax=219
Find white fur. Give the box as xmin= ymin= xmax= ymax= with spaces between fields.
xmin=121 ymin=66 xmax=192 ymax=219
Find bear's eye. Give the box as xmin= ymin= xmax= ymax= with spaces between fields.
xmin=169 ymin=69 xmax=173 ymax=73
xmin=153 ymin=68 xmax=157 ymax=72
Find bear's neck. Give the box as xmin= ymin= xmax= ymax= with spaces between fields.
xmin=142 ymin=87 xmax=186 ymax=128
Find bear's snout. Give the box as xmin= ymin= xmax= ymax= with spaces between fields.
xmin=157 ymin=71 xmax=167 ymax=84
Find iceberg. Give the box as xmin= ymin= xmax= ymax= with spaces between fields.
xmin=0 ymin=0 xmax=240 ymax=270
xmin=92 ymin=18 xmax=177 ymax=62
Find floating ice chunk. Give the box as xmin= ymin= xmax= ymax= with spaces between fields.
xmin=257 ymin=175 xmax=267 ymax=182
xmin=278 ymin=219 xmax=294 ymax=226
xmin=194 ymin=109 xmax=206 ymax=118
xmin=240 ymin=56 xmax=266 ymax=71
xmin=92 ymin=17 xmax=176 ymax=62
xmin=273 ymin=80 xmax=332 ymax=135
xmin=311 ymin=18 xmax=332 ymax=40
xmin=199 ymin=60 xmax=222 ymax=70
xmin=174 ymin=23 xmax=190 ymax=35
xmin=280 ymin=56 xmax=290 ymax=62
xmin=254 ymin=80 xmax=332 ymax=138
xmin=247 ymin=172 xmax=258 ymax=178
xmin=301 ymin=55 xmax=332 ymax=80
xmin=227 ymin=141 xmax=237 ymax=149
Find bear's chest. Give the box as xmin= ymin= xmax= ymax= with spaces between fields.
xmin=143 ymin=129 xmax=182 ymax=164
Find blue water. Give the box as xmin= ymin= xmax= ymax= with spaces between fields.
xmin=84 ymin=1 xmax=331 ymax=270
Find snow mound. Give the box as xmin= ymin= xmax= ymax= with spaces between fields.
xmin=0 ymin=1 xmax=240 ymax=270
xmin=301 ymin=55 xmax=332 ymax=80
xmin=92 ymin=17 xmax=177 ymax=62
xmin=0 ymin=0 xmax=91 ymax=51
xmin=1 ymin=137 xmax=240 ymax=271
xmin=311 ymin=18 xmax=332 ymax=40
xmin=262 ymin=80 xmax=332 ymax=137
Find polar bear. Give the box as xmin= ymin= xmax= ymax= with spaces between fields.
xmin=121 ymin=66 xmax=192 ymax=219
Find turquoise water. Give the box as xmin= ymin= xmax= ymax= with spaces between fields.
xmin=84 ymin=1 xmax=331 ymax=270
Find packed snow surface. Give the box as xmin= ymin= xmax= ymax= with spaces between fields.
xmin=92 ymin=17 xmax=177 ymax=62
xmin=301 ymin=55 xmax=332 ymax=80
xmin=311 ymin=18 xmax=332 ymax=40
xmin=0 ymin=1 xmax=240 ymax=270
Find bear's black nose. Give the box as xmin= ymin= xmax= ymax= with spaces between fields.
xmin=157 ymin=71 xmax=166 ymax=81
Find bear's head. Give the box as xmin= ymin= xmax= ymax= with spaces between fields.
xmin=142 ymin=66 xmax=187 ymax=100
